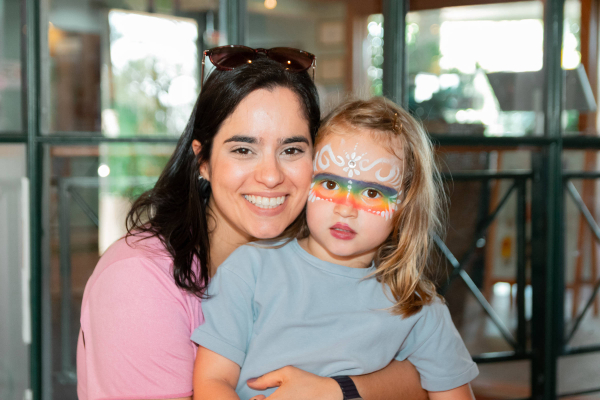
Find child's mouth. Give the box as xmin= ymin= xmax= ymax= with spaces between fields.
xmin=330 ymin=223 xmax=357 ymax=240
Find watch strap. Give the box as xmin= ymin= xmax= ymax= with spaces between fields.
xmin=331 ymin=375 xmax=362 ymax=400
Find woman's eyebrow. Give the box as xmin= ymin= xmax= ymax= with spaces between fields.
xmin=280 ymin=136 xmax=309 ymax=145
xmin=224 ymin=135 xmax=258 ymax=144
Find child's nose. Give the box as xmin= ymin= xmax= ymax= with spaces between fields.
xmin=334 ymin=201 xmax=358 ymax=218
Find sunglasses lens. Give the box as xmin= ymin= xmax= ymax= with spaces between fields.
xmin=210 ymin=46 xmax=256 ymax=69
xmin=268 ymin=47 xmax=314 ymax=72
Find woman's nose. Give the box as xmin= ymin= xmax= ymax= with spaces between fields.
xmin=255 ymin=155 xmax=285 ymax=187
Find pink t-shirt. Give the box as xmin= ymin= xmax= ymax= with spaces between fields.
xmin=77 ymin=234 xmax=204 ymax=400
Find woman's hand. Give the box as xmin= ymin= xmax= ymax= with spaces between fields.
xmin=246 ymin=366 xmax=343 ymax=400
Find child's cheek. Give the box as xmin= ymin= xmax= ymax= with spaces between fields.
xmin=306 ymin=196 xmax=334 ymax=232
xmin=358 ymin=209 xmax=395 ymax=239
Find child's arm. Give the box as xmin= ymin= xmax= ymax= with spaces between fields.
xmin=429 ymin=383 xmax=475 ymax=400
xmin=193 ymin=346 xmax=241 ymax=400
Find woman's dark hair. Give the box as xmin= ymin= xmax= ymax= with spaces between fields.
xmin=126 ymin=57 xmax=320 ymax=298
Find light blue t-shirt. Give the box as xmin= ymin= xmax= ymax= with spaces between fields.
xmin=191 ymin=239 xmax=478 ymax=399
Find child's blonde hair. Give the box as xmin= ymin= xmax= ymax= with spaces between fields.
xmin=313 ymin=97 xmax=445 ymax=317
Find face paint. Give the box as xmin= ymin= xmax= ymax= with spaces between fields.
xmin=309 ymin=173 xmax=401 ymax=220
xmin=314 ymin=143 xmax=403 ymax=188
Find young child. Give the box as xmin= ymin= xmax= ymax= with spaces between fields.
xmin=191 ymin=97 xmax=478 ymax=400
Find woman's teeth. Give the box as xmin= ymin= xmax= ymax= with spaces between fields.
xmin=244 ymin=195 xmax=286 ymax=209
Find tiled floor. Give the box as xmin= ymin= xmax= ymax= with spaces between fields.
xmin=462 ymin=282 xmax=600 ymax=399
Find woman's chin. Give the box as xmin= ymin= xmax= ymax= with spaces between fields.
xmin=246 ymin=222 xmax=288 ymax=240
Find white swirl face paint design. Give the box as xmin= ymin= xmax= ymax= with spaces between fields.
xmin=314 ymin=142 xmax=403 ymax=189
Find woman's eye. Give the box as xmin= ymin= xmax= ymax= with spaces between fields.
xmin=232 ymin=147 xmax=252 ymax=155
xmin=283 ymin=147 xmax=304 ymax=156
xmin=364 ymin=189 xmax=382 ymax=199
xmin=322 ymin=180 xmax=339 ymax=190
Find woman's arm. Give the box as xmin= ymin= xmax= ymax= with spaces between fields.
xmin=246 ymin=360 xmax=428 ymax=400
xmin=428 ymin=384 xmax=474 ymax=400
xmin=351 ymin=360 xmax=428 ymax=400
xmin=193 ymin=347 xmax=241 ymax=400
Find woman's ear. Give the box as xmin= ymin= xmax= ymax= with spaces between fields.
xmin=192 ymin=139 xmax=202 ymax=155
xmin=192 ymin=139 xmax=210 ymax=180
xmin=199 ymin=161 xmax=210 ymax=182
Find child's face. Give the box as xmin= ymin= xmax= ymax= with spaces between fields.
xmin=306 ymin=131 xmax=404 ymax=265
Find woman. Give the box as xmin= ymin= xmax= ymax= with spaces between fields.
xmin=77 ymin=50 xmax=428 ymax=400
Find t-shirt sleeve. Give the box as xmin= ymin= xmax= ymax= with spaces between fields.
xmin=80 ymin=257 xmax=196 ymax=400
xmin=395 ymin=300 xmax=479 ymax=392
xmin=190 ymin=265 xmax=255 ymax=367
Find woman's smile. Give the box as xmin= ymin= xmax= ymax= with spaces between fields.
xmin=243 ymin=194 xmax=288 ymax=211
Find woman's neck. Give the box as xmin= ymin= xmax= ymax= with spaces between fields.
xmin=298 ymin=236 xmax=376 ymax=269
xmin=207 ymin=202 xmax=253 ymax=277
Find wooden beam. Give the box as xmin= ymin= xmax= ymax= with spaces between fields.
xmin=579 ymin=0 xmax=599 ymax=133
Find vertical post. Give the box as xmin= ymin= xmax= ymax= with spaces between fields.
xmin=220 ymin=0 xmax=247 ymax=45
xmin=516 ymin=178 xmax=527 ymax=355
xmin=57 ymin=181 xmax=76 ymax=383
xmin=382 ymin=0 xmax=408 ymax=108
xmin=25 ymin=0 xmax=43 ymax=399
xmin=531 ymin=0 xmax=565 ymax=398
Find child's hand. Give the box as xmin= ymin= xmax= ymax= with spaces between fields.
xmin=246 ymin=366 xmax=343 ymax=400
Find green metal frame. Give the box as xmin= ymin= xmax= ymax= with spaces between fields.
xmin=6 ymin=0 xmax=599 ymax=398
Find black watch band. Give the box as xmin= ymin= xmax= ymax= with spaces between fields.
xmin=331 ymin=375 xmax=363 ymax=400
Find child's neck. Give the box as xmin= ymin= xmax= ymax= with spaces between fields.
xmin=298 ymin=236 xmax=376 ymax=269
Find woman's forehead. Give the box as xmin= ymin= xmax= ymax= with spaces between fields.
xmin=216 ymin=87 xmax=311 ymax=143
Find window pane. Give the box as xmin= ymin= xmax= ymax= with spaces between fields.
xmin=437 ymin=147 xmax=533 ymax=398
xmin=560 ymin=150 xmax=600 ymax=395
xmin=407 ymin=2 xmax=545 ymax=136
xmin=43 ymin=0 xmax=220 ymax=136
xmin=45 ymin=143 xmax=174 ymax=399
xmin=0 ymin=1 xmax=22 ymax=133
xmin=562 ymin=0 xmax=598 ymax=136
xmin=247 ymin=0 xmax=380 ymax=111
xmin=0 ymin=145 xmax=29 ymax=400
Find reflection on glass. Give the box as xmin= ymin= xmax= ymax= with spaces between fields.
xmin=562 ymin=151 xmax=600 ymax=350
xmin=0 ymin=145 xmax=29 ymax=400
xmin=107 ymin=11 xmax=199 ymax=137
xmin=407 ymin=2 xmax=546 ymax=136
xmin=247 ymin=0 xmax=349 ymax=108
xmin=562 ymin=0 xmax=600 ymax=136
xmin=367 ymin=15 xmax=384 ymax=96
xmin=47 ymin=144 xmax=174 ymax=398
xmin=0 ymin=1 xmax=22 ymax=132
xmin=45 ymin=0 xmax=221 ymax=135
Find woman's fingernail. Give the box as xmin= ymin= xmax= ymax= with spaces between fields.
xmin=247 ymin=378 xmax=257 ymax=383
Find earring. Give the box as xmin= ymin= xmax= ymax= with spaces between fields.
xmin=198 ymin=174 xmax=211 ymax=194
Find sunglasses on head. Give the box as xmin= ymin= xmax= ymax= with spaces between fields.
xmin=201 ymin=45 xmax=317 ymax=90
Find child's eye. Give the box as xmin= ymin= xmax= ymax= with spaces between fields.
xmin=363 ymin=189 xmax=382 ymax=199
xmin=321 ymin=180 xmax=339 ymax=190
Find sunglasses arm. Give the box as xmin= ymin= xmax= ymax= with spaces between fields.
xmin=201 ymin=51 xmax=207 ymax=91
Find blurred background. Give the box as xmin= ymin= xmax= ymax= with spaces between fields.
xmin=2 ymin=0 xmax=600 ymax=399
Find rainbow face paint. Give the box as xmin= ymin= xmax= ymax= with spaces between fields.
xmin=308 ymin=173 xmax=401 ymax=220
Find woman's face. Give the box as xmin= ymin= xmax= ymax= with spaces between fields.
xmin=200 ymin=87 xmax=313 ymax=241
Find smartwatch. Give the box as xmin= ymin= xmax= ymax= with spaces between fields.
xmin=331 ymin=375 xmax=363 ymax=400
